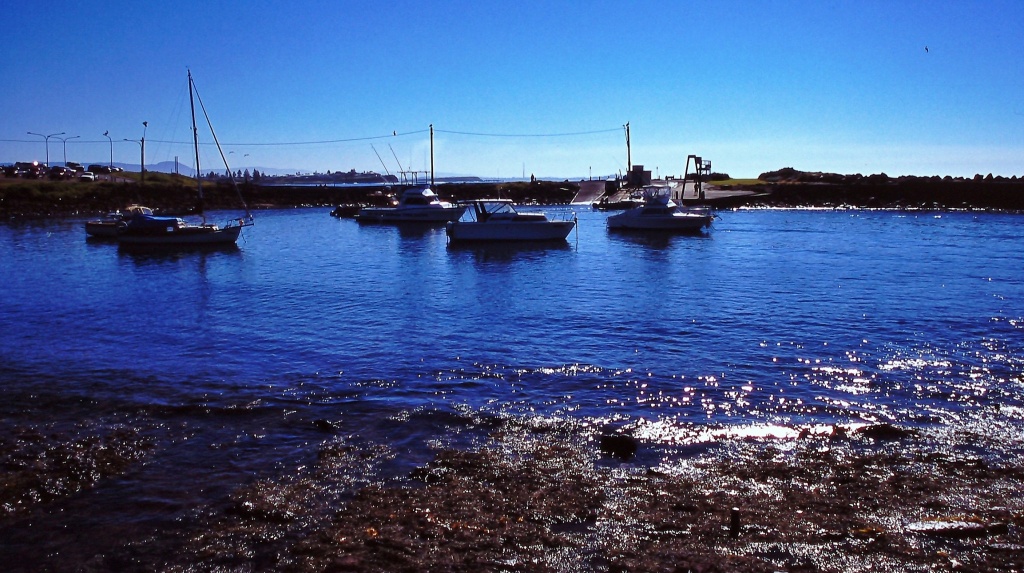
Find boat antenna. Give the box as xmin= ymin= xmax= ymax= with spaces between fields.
xmin=190 ymin=70 xmax=252 ymax=222
xmin=371 ymin=144 xmax=392 ymax=177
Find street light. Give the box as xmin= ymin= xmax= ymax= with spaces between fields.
xmin=103 ymin=131 xmax=112 ymax=169
xmin=123 ymin=138 xmax=143 ymax=184
xmin=56 ymin=135 xmax=80 ymax=166
xmin=124 ymin=121 xmax=147 ymax=184
xmin=141 ymin=121 xmax=147 ymax=184
xmin=26 ymin=131 xmax=64 ymax=166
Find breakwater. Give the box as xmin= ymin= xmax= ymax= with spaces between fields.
xmin=0 ymin=180 xmax=580 ymax=218
xmin=3 ymin=176 xmax=1024 ymax=218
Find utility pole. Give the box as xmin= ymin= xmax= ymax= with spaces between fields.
xmin=141 ymin=121 xmax=148 ymax=185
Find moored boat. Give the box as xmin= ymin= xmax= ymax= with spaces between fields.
xmin=606 ymin=184 xmax=714 ymax=233
xmin=355 ymin=185 xmax=464 ymax=223
xmin=117 ymin=69 xmax=252 ymax=247
xmin=117 ymin=213 xmax=244 ymax=245
xmin=355 ymin=124 xmax=463 ymax=225
xmin=446 ymin=199 xmax=576 ymax=242
xmin=330 ymin=204 xmax=361 ymax=218
xmin=85 ymin=204 xmax=153 ymax=238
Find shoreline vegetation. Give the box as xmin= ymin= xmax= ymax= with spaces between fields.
xmin=2 ymin=167 xmax=1024 ymax=218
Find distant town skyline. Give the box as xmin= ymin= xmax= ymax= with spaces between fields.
xmin=2 ymin=1 xmax=1022 ymax=179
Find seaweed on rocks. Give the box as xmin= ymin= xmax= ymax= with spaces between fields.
xmin=0 ymin=422 xmax=152 ymax=515
xmin=114 ymin=421 xmax=1024 ymax=572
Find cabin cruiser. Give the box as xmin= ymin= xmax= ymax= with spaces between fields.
xmin=446 ymin=199 xmax=576 ymax=242
xmin=355 ymin=186 xmax=464 ymax=223
xmin=606 ymin=185 xmax=714 ymax=232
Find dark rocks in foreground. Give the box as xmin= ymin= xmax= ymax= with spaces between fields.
xmin=133 ymin=424 xmax=1024 ymax=571
xmin=3 ymin=418 xmax=1023 ymax=572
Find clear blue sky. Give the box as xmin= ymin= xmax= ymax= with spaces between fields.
xmin=3 ymin=0 xmax=1022 ymax=179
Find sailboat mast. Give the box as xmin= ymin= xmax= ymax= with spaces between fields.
xmin=388 ymin=144 xmax=405 ymax=176
xmin=429 ymin=124 xmax=434 ymax=188
xmin=188 ymin=70 xmax=204 ymax=217
xmin=190 ymin=72 xmax=252 ymax=222
xmin=371 ymin=144 xmax=392 ymax=178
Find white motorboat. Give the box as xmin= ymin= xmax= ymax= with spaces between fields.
xmin=355 ymin=185 xmax=464 ymax=223
xmin=606 ymin=185 xmax=714 ymax=232
xmin=445 ymin=199 xmax=576 ymax=242
xmin=85 ymin=204 xmax=153 ymax=238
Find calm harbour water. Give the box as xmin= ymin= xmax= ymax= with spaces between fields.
xmin=1 ymin=206 xmax=1023 ymax=567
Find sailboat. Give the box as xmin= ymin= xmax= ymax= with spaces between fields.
xmin=117 ymin=70 xmax=253 ymax=246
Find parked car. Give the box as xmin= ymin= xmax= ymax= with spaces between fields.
xmin=49 ymin=166 xmax=75 ymax=180
xmin=66 ymin=162 xmax=85 ymax=173
xmin=87 ymin=164 xmax=112 ymax=174
xmin=15 ymin=161 xmax=45 ymax=178
xmin=79 ymin=171 xmax=96 ymax=181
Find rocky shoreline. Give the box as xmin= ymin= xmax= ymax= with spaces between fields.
xmin=723 ymin=179 xmax=1024 ymax=211
xmin=3 ymin=415 xmax=1022 ymax=572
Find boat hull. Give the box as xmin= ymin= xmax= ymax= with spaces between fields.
xmin=446 ymin=220 xmax=576 ymax=242
xmin=85 ymin=221 xmax=120 ymax=238
xmin=606 ymin=210 xmax=713 ymax=232
xmin=117 ymin=224 xmax=243 ymax=246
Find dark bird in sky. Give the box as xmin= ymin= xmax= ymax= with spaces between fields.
xmin=925 ymin=46 xmax=929 ymax=53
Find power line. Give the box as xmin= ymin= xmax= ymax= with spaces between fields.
xmin=1 ymin=129 xmax=430 ymax=147
xmin=2 ymin=125 xmax=622 ymax=147
xmin=434 ymin=127 xmax=622 ymax=138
